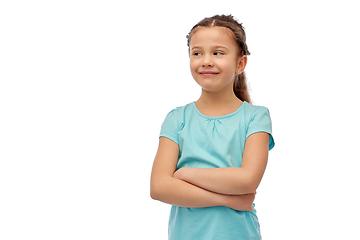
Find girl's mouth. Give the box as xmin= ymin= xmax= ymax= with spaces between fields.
xmin=200 ymin=71 xmax=219 ymax=77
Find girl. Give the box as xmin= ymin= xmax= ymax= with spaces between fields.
xmin=150 ymin=15 xmax=274 ymax=240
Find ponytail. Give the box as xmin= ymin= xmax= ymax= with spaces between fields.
xmin=233 ymin=71 xmax=251 ymax=104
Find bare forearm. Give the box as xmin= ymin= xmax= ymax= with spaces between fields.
xmin=151 ymin=176 xmax=226 ymax=208
xmin=174 ymin=167 xmax=257 ymax=195
xmin=151 ymin=176 xmax=254 ymax=211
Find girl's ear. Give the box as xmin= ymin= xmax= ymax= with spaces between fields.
xmin=236 ymin=55 xmax=247 ymax=74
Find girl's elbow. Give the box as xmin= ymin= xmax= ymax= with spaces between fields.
xmin=150 ymin=190 xmax=158 ymax=200
xmin=150 ymin=178 xmax=168 ymax=200
xmin=150 ymin=186 xmax=157 ymax=200
xmin=246 ymin=178 xmax=261 ymax=193
xmin=150 ymin=181 xmax=161 ymax=200
xmin=246 ymin=183 xmax=258 ymax=193
xmin=240 ymin=177 xmax=260 ymax=194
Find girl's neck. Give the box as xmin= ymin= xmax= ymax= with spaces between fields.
xmin=195 ymin=88 xmax=243 ymax=116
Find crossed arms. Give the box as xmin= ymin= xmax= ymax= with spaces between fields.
xmin=150 ymin=132 xmax=270 ymax=211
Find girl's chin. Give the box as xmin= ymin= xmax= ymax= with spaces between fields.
xmin=195 ymin=80 xmax=234 ymax=93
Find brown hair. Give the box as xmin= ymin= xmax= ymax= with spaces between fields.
xmin=186 ymin=15 xmax=252 ymax=104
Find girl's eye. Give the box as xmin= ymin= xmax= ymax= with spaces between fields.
xmin=214 ymin=52 xmax=223 ymax=55
xmin=193 ymin=52 xmax=202 ymax=56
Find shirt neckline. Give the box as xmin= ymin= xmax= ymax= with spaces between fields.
xmin=192 ymin=101 xmax=247 ymax=119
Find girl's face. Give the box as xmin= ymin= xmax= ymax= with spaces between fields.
xmin=189 ymin=27 xmax=246 ymax=94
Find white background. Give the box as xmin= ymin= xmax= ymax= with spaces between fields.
xmin=1 ymin=0 xmax=359 ymax=239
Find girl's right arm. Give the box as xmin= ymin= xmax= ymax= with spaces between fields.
xmin=150 ymin=137 xmax=254 ymax=211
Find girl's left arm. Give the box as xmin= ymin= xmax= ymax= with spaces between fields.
xmin=174 ymin=132 xmax=270 ymax=195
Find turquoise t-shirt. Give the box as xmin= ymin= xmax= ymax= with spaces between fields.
xmin=159 ymin=101 xmax=274 ymax=240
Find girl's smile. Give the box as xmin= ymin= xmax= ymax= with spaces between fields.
xmin=199 ymin=71 xmax=220 ymax=77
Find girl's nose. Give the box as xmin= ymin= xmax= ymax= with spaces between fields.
xmin=202 ymin=54 xmax=214 ymax=67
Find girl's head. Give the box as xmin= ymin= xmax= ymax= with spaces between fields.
xmin=187 ymin=15 xmax=251 ymax=103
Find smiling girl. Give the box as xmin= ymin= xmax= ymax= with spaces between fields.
xmin=150 ymin=15 xmax=274 ymax=240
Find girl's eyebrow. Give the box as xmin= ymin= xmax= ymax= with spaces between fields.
xmin=191 ymin=46 xmax=201 ymax=50
xmin=191 ymin=45 xmax=230 ymax=50
xmin=213 ymin=45 xmax=230 ymax=50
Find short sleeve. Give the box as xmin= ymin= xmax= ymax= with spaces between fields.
xmin=246 ymin=106 xmax=275 ymax=150
xmin=159 ymin=109 xmax=181 ymax=145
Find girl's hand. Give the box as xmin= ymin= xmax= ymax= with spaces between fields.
xmin=173 ymin=167 xmax=188 ymax=180
xmin=173 ymin=168 xmax=184 ymax=179
xmin=224 ymin=192 xmax=256 ymax=212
